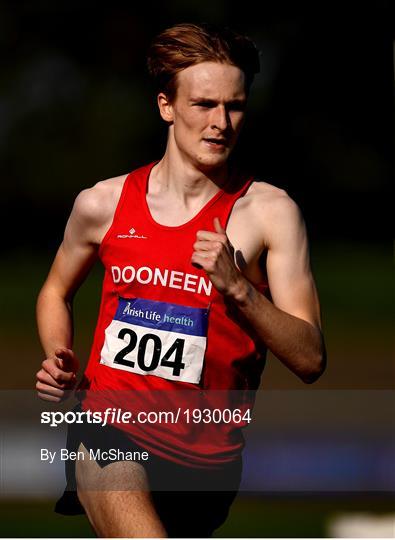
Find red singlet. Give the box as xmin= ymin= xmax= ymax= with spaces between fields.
xmin=80 ymin=162 xmax=268 ymax=467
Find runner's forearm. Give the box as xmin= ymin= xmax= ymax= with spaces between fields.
xmin=227 ymin=277 xmax=326 ymax=383
xmin=36 ymin=287 xmax=74 ymax=358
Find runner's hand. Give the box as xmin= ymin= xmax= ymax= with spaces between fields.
xmin=36 ymin=347 xmax=79 ymax=402
xmin=192 ymin=217 xmax=244 ymax=297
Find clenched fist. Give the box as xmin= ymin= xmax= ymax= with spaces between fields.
xmin=36 ymin=347 xmax=79 ymax=402
xmin=191 ymin=217 xmax=245 ymax=298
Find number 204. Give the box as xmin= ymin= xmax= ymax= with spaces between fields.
xmin=114 ymin=328 xmax=186 ymax=376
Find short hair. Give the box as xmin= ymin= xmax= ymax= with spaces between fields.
xmin=147 ymin=22 xmax=260 ymax=102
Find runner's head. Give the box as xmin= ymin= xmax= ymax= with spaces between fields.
xmin=147 ymin=23 xmax=260 ymax=103
xmin=147 ymin=23 xmax=260 ymax=171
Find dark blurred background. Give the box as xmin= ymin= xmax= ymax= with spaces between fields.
xmin=0 ymin=0 xmax=393 ymax=537
xmin=1 ymin=0 xmax=393 ymax=250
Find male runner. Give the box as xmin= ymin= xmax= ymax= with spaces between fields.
xmin=36 ymin=23 xmax=326 ymax=538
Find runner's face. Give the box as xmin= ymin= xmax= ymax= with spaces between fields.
xmin=168 ymin=62 xmax=247 ymax=170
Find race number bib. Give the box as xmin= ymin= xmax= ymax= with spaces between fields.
xmin=100 ymin=297 xmax=209 ymax=384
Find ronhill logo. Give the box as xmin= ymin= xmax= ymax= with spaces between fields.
xmin=117 ymin=227 xmax=148 ymax=239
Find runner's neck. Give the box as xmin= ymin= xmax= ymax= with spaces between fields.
xmin=150 ymin=154 xmax=229 ymax=208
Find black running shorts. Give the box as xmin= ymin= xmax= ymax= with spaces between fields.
xmin=55 ymin=404 xmax=242 ymax=538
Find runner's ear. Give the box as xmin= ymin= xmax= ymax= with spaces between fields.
xmin=157 ymin=93 xmax=174 ymax=123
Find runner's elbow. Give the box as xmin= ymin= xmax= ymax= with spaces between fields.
xmin=300 ymin=347 xmax=326 ymax=384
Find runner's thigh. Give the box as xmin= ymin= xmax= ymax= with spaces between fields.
xmin=76 ymin=443 xmax=166 ymax=537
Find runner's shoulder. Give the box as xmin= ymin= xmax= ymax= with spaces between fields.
xmin=246 ymin=179 xmax=302 ymax=224
xmin=72 ymin=174 xmax=128 ymax=226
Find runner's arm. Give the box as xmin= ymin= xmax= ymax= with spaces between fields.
xmin=230 ymin=196 xmax=325 ymax=383
xmin=192 ymin=196 xmax=326 ymax=383
xmin=232 ymin=193 xmax=326 ymax=383
xmin=36 ymin=188 xmax=103 ymax=400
